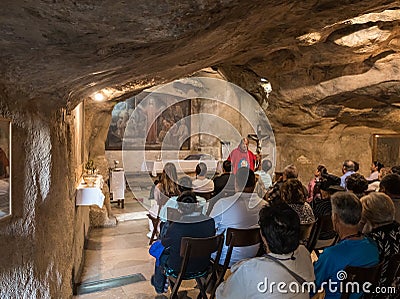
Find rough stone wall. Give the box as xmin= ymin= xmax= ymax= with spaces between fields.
xmin=274 ymin=125 xmax=400 ymax=185
xmin=72 ymin=204 xmax=90 ymax=289
xmin=84 ymin=100 xmax=117 ymax=226
xmin=0 ymin=93 xmax=77 ymax=298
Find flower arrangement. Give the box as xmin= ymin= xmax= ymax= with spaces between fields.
xmin=85 ymin=160 xmax=97 ymax=175
xmin=83 ymin=160 xmax=98 ymax=186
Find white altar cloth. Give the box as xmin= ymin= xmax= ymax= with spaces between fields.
xmin=110 ymin=169 xmax=125 ymax=200
xmin=76 ymin=175 xmax=105 ymax=208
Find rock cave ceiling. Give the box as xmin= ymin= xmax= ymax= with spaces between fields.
xmin=1 ymin=0 xmax=400 ymax=132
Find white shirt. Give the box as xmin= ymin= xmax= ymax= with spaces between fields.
xmin=255 ymin=170 xmax=273 ymax=189
xmin=158 ymin=195 xmax=208 ymax=222
xmin=210 ymin=192 xmax=265 ymax=266
xmin=216 ymin=245 xmax=315 ymax=299
xmin=366 ymin=171 xmax=379 ymax=181
xmin=192 ymin=178 xmax=214 ymax=193
xmin=340 ymin=171 xmax=355 ymax=188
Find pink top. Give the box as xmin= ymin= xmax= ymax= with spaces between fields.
xmin=307 ymin=178 xmax=316 ymax=203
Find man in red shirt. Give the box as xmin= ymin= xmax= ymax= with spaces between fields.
xmin=228 ymin=138 xmax=257 ymax=174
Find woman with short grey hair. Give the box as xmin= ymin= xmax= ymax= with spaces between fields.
xmin=360 ymin=192 xmax=400 ymax=291
xmin=360 ymin=192 xmax=395 ymax=233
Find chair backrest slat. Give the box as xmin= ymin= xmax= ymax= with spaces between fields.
xmin=180 ymin=234 xmax=224 ymax=258
xmin=299 ymin=221 xmax=316 ymax=243
xmin=169 ymin=233 xmax=224 ymax=299
xmin=146 ymin=213 xmax=160 ymax=245
xmin=195 ymin=192 xmax=213 ymax=201
xmin=225 ymin=227 xmax=261 ymax=247
xmin=167 ymin=207 xmax=182 ymax=222
xmin=209 ymin=227 xmax=262 ymax=299
xmin=341 ymin=261 xmax=383 ymax=299
xmin=306 ymin=214 xmax=337 ymax=252
xmin=319 ymin=213 xmax=334 ymax=232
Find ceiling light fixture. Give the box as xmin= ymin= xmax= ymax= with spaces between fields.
xmin=93 ymin=92 xmax=105 ymax=101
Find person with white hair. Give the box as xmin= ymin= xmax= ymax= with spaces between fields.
xmin=360 ymin=192 xmax=400 ymax=292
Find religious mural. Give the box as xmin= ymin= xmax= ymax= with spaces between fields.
xmin=106 ymin=94 xmax=191 ymax=150
xmin=372 ymin=134 xmax=400 ymax=167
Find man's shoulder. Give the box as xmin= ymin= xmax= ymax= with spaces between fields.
xmin=321 ymin=241 xmax=345 ymax=257
xmin=193 ymin=215 xmax=215 ymax=226
xmin=229 ymin=148 xmax=240 ymax=156
xmin=219 ymin=192 xmax=239 ymax=201
xmin=214 ymin=173 xmax=230 ymax=180
xmin=212 ymin=193 xmax=239 ymax=210
xmin=324 ymin=237 xmax=376 ymax=254
xmin=231 ymin=256 xmax=271 ymax=272
xmin=248 ymin=150 xmax=256 ymax=158
xmin=232 ymin=256 xmax=296 ymax=280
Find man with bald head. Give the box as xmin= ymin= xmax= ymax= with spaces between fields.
xmin=227 ymin=137 xmax=257 ymax=174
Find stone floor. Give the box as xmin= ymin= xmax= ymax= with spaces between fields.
xmin=73 ymin=192 xmax=200 ymax=299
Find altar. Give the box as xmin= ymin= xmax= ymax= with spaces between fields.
xmin=76 ymin=175 xmax=105 ymax=208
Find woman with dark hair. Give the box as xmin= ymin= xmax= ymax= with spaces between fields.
xmin=307 ymin=164 xmax=327 ymax=202
xmin=216 ymin=201 xmax=315 ymax=299
xmin=192 ymin=162 xmax=214 ymax=193
xmin=345 ymin=172 xmax=368 ymax=199
xmin=312 ymin=174 xmax=343 ymax=249
xmin=281 ymin=178 xmax=315 ymax=225
xmin=159 ymin=176 xmax=208 ymax=224
xmin=367 ymin=166 xmax=391 ymax=193
xmin=148 ymin=162 xmax=180 ymax=238
xmin=150 ymin=191 xmax=215 ymax=294
xmin=366 ymin=161 xmax=384 ymax=182
xmin=154 ymin=162 xmax=180 ymax=207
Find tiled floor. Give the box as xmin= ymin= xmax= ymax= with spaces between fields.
xmin=74 ymin=195 xmax=200 ymax=299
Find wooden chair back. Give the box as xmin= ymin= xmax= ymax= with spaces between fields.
xmin=167 ymin=207 xmax=182 ymax=222
xmin=195 ymin=191 xmax=213 ymax=201
xmin=299 ymin=221 xmax=316 ymax=244
xmin=319 ymin=213 xmax=334 ymax=233
xmin=340 ymin=261 xmax=383 ymax=299
xmin=146 ymin=213 xmax=160 ymax=245
xmin=168 ymin=233 xmax=224 ymax=299
xmin=225 ymin=227 xmax=261 ymax=248
xmin=306 ymin=217 xmax=323 ymax=253
xmin=313 ymin=214 xmax=339 ymax=255
xmin=306 ymin=214 xmax=338 ymax=253
xmin=210 ymin=227 xmax=261 ymax=299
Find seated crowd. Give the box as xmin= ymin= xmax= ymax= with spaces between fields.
xmin=148 ymin=155 xmax=400 ymax=298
